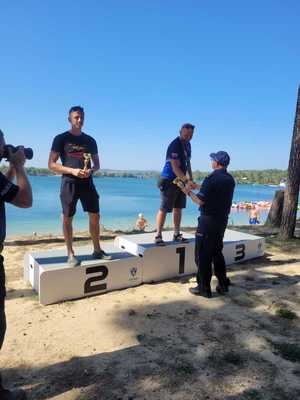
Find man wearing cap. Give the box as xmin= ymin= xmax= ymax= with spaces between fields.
xmin=155 ymin=123 xmax=196 ymax=245
xmin=180 ymin=151 xmax=235 ymax=298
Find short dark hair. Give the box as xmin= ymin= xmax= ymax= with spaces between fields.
xmin=69 ymin=106 xmax=84 ymax=115
xmin=180 ymin=123 xmax=195 ymax=131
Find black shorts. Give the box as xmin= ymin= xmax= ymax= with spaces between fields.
xmin=158 ymin=177 xmax=186 ymax=213
xmin=60 ymin=178 xmax=100 ymax=217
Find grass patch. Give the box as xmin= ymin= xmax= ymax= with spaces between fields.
xmin=272 ymin=341 xmax=300 ymax=362
xmin=208 ymin=351 xmax=245 ymax=368
xmin=222 ymin=351 xmax=245 ymax=365
xmin=174 ymin=360 xmax=196 ymax=376
xmin=275 ymin=308 xmax=298 ymax=320
xmin=242 ymin=389 xmax=262 ymax=400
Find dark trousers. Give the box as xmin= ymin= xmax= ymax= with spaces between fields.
xmin=195 ymin=215 xmax=228 ymax=290
xmin=0 ymin=255 xmax=6 ymax=390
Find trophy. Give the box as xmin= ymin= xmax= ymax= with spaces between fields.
xmin=83 ymin=153 xmax=91 ymax=171
xmin=173 ymin=177 xmax=187 ymax=190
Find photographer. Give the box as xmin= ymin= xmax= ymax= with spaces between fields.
xmin=0 ymin=130 xmax=32 ymax=400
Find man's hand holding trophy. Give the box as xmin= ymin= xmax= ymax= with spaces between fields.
xmin=83 ymin=152 xmax=93 ymax=178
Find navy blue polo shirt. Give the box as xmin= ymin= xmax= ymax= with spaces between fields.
xmin=197 ymin=169 xmax=235 ymax=220
xmin=161 ymin=137 xmax=191 ymax=180
xmin=0 ymin=172 xmax=19 ymax=244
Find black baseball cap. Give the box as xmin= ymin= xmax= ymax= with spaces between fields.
xmin=210 ymin=151 xmax=230 ymax=167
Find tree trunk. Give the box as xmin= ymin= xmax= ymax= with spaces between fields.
xmin=265 ymin=190 xmax=284 ymax=227
xmin=279 ymin=86 xmax=300 ymax=239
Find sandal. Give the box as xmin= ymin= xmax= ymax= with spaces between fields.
xmin=173 ymin=233 xmax=189 ymax=243
xmin=154 ymin=235 xmax=166 ymax=246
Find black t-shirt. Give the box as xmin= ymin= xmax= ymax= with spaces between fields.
xmin=51 ymin=131 xmax=98 ymax=181
xmin=0 ymin=172 xmax=19 ymax=244
xmin=197 ymin=169 xmax=235 ymax=220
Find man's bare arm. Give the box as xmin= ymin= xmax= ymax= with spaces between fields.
xmin=5 ymin=165 xmax=16 ymax=182
xmin=8 ymin=148 xmax=32 ymax=209
xmin=91 ymin=154 xmax=100 ymax=173
xmin=170 ymin=159 xmax=189 ymax=181
xmin=187 ymin=160 xmax=193 ymax=181
xmin=48 ymin=151 xmax=85 ymax=178
xmin=180 ymin=185 xmax=204 ymax=206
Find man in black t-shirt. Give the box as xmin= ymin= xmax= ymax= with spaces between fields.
xmin=48 ymin=106 xmax=111 ymax=266
xmin=0 ymin=129 xmax=32 ymax=399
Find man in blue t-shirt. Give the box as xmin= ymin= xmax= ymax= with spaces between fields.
xmin=0 ymin=129 xmax=32 ymax=399
xmin=155 ymin=123 xmax=196 ymax=245
xmin=48 ymin=106 xmax=111 ymax=266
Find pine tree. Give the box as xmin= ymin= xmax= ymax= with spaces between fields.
xmin=279 ymin=87 xmax=300 ymax=239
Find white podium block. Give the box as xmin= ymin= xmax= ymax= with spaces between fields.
xmin=115 ymin=231 xmax=197 ymax=282
xmin=222 ymin=229 xmax=265 ymax=265
xmin=24 ymin=244 xmax=142 ymax=305
xmin=115 ymin=229 xmax=265 ymax=283
xmin=24 ymin=229 xmax=265 ymax=305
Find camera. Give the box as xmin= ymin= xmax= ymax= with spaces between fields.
xmin=3 ymin=145 xmax=33 ymax=160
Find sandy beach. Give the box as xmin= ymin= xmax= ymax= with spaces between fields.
xmin=0 ymin=226 xmax=300 ymax=400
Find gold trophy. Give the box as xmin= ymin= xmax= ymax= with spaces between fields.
xmin=83 ymin=153 xmax=91 ymax=171
xmin=173 ymin=177 xmax=187 ymax=190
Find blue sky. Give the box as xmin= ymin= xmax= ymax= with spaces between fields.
xmin=0 ymin=1 xmax=299 ymax=171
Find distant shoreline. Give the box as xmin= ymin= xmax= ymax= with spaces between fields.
xmin=0 ymin=166 xmax=288 ymax=185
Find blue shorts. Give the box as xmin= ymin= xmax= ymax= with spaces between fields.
xmin=249 ymin=218 xmax=259 ymax=225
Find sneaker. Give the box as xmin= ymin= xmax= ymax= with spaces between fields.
xmin=67 ymin=254 xmax=81 ymax=267
xmin=189 ymin=285 xmax=212 ymax=298
xmin=0 ymin=388 xmax=27 ymax=400
xmin=92 ymin=250 xmax=112 ymax=260
xmin=216 ymin=284 xmax=229 ymax=295
xmin=173 ymin=233 xmax=189 ymax=243
xmin=154 ymin=235 xmax=166 ymax=246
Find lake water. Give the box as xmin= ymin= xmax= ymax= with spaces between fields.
xmin=6 ymin=176 xmax=283 ymax=237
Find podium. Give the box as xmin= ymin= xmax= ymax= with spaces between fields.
xmin=24 ymin=244 xmax=142 ymax=305
xmin=24 ymin=229 xmax=265 ymax=305
xmin=115 ymin=231 xmax=196 ymax=282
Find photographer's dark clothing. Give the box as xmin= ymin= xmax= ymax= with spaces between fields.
xmin=0 ymin=257 xmax=6 ymax=350
xmin=60 ymin=179 xmax=99 ymax=217
xmin=195 ymin=169 xmax=235 ymax=290
xmin=161 ymin=137 xmax=191 ymax=181
xmin=51 ymin=131 xmax=98 ymax=182
xmin=157 ymin=177 xmax=186 ymax=212
xmin=0 ymin=172 xmax=19 ymax=247
xmin=0 ymin=172 xmax=19 ymax=394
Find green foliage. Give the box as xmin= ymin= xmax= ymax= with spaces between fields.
xmin=271 ymin=341 xmax=300 ymax=362
xmin=275 ymin=308 xmax=298 ymax=320
xmin=0 ymin=165 xmax=288 ymax=184
xmin=194 ymin=169 xmax=287 ymax=185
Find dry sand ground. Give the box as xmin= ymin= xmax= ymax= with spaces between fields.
xmin=0 ymin=227 xmax=300 ymax=400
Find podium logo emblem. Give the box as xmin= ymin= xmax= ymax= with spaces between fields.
xmin=130 ymin=267 xmax=137 ymax=277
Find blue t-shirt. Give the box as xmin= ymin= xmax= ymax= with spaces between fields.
xmin=0 ymin=172 xmax=19 ymax=244
xmin=197 ymin=169 xmax=235 ymax=220
xmin=161 ymin=137 xmax=191 ymax=180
